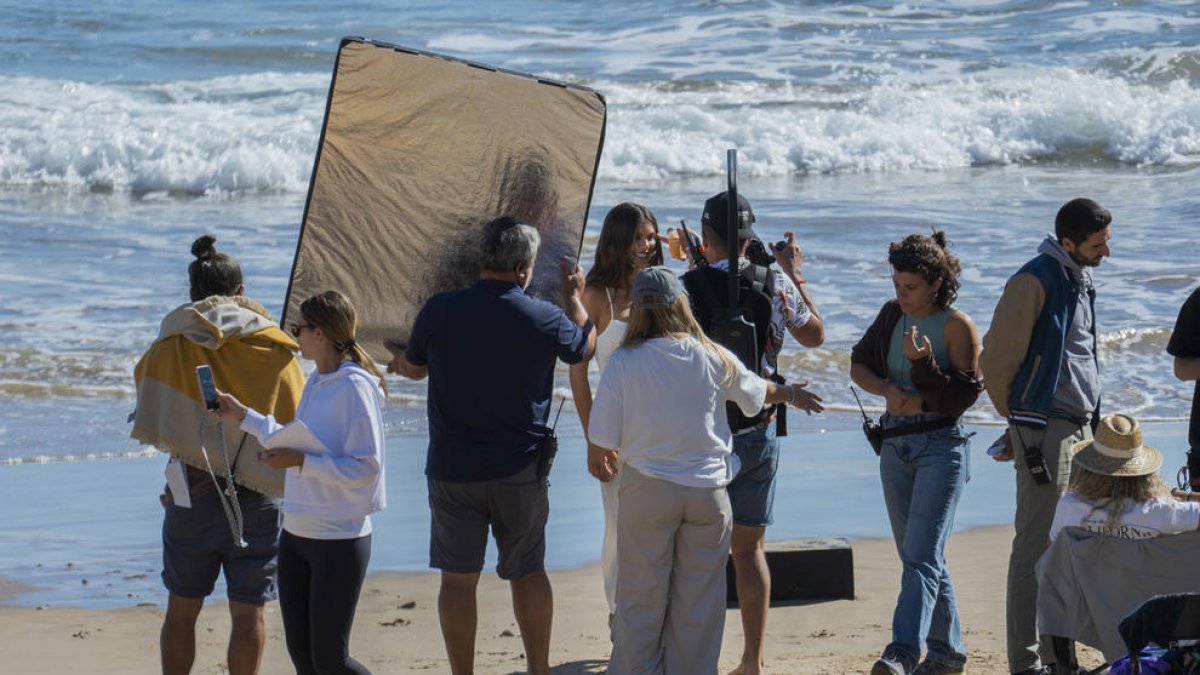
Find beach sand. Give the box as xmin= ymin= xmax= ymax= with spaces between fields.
xmin=0 ymin=523 xmax=1105 ymax=674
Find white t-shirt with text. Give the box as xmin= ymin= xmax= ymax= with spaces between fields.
xmin=1050 ymin=492 xmax=1200 ymax=540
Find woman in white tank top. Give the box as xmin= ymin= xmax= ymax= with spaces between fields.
xmin=568 ymin=202 xmax=664 ymax=622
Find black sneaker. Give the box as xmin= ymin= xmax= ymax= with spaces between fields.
xmin=871 ymin=654 xmax=917 ymax=675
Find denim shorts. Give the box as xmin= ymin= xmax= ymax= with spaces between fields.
xmin=427 ymin=461 xmax=549 ymax=580
xmin=726 ymin=426 xmax=780 ymax=527
xmin=162 ymin=478 xmax=280 ymax=605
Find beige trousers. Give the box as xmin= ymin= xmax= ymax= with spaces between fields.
xmin=1006 ymin=417 xmax=1091 ymax=672
xmin=608 ymin=467 xmax=733 ymax=675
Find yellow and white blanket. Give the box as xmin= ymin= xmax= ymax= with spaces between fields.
xmin=132 ymin=295 xmax=307 ymax=498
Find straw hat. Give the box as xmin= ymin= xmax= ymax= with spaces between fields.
xmin=1070 ymin=413 xmax=1162 ymax=477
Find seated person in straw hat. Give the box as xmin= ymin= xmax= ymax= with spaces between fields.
xmin=1050 ymin=413 xmax=1200 ymax=541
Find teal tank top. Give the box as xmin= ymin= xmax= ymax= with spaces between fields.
xmin=886 ymin=308 xmax=955 ymax=388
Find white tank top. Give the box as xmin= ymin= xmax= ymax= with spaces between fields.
xmin=594 ymin=287 xmax=628 ymax=373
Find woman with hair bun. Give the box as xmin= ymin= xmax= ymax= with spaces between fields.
xmin=214 ymin=290 xmax=387 ymax=675
xmin=850 ymin=231 xmax=984 ymax=675
xmin=188 ymin=234 xmax=244 ymax=300
xmin=134 ymin=234 xmax=307 ymax=675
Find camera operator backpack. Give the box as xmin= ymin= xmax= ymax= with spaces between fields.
xmin=682 ymin=263 xmax=776 ymax=432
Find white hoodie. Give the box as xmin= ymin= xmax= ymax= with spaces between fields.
xmin=242 ymin=361 xmax=386 ymax=538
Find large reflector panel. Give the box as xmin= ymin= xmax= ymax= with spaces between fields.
xmin=284 ymin=38 xmax=606 ymax=362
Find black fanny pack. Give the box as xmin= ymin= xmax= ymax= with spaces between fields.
xmin=881 ymin=416 xmax=958 ymax=440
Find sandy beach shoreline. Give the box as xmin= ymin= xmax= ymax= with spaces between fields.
xmin=0 ymin=523 xmax=1105 ymax=675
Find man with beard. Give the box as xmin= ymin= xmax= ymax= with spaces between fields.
xmin=980 ymin=198 xmax=1112 ymax=675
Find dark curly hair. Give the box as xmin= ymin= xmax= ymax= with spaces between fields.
xmin=887 ymin=230 xmax=961 ymax=310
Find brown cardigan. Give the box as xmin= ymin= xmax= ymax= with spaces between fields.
xmin=850 ymin=300 xmax=983 ymax=419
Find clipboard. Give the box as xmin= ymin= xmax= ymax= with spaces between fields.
xmin=263 ymin=420 xmax=328 ymax=455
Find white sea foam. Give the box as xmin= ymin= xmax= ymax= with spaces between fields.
xmin=0 ymin=73 xmax=326 ymax=194
xmin=4 ymin=66 xmax=1200 ymax=193
xmin=0 ymin=449 xmax=159 ymax=465
xmin=596 ymin=69 xmax=1200 ymax=181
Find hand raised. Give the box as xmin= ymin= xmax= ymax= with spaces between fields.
xmin=559 ymin=256 xmax=585 ymax=297
xmin=773 ymin=231 xmax=803 ymax=276
xmin=902 ymin=325 xmax=932 ymax=362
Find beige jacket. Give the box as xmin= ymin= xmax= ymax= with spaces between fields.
xmin=980 ymin=273 xmax=1045 ymax=419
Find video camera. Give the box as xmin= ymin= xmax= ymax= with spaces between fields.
xmin=745 ymin=237 xmax=781 ymax=268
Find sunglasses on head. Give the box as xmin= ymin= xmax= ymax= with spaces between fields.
xmin=888 ymin=251 xmax=924 ymax=270
xmin=289 ymin=322 xmax=315 ymax=337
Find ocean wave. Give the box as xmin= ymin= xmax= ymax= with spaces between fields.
xmin=0 ymin=72 xmax=326 ymax=195
xmin=597 ymin=69 xmax=1200 ymax=180
xmin=3 ymin=67 xmax=1200 ymax=191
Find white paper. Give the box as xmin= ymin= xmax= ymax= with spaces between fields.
xmin=263 ymin=419 xmax=329 ymax=455
xmin=165 ymin=457 xmax=191 ymax=509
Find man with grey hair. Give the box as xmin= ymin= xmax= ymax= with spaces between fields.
xmin=385 ymin=215 xmax=594 ymax=675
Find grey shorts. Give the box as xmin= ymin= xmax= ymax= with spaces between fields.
xmin=162 ymin=478 xmax=280 ymax=605
xmin=427 ymin=461 xmax=548 ymax=580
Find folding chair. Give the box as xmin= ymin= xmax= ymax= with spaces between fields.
xmin=1118 ymin=593 xmax=1200 ymax=675
xmin=1038 ymin=528 xmax=1200 ymax=668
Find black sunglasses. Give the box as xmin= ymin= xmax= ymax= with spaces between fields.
xmin=289 ymin=322 xmax=315 ymax=337
xmin=888 ymin=251 xmax=925 ymax=270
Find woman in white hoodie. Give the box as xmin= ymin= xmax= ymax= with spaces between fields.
xmin=215 ymin=290 xmax=387 ymax=675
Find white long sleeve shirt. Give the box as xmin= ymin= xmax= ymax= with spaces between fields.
xmin=242 ymin=361 xmax=386 ymax=539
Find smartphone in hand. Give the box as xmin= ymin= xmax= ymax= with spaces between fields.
xmin=196 ymin=365 xmax=219 ymax=411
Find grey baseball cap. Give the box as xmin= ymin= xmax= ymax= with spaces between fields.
xmin=632 ymin=266 xmax=684 ymax=307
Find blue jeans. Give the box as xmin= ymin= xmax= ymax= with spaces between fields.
xmin=878 ymin=413 xmax=970 ymax=668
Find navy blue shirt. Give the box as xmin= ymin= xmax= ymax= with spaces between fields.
xmin=407 ymin=279 xmax=591 ymax=481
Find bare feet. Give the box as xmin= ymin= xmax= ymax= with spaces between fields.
xmin=728 ymin=661 xmax=765 ymax=675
